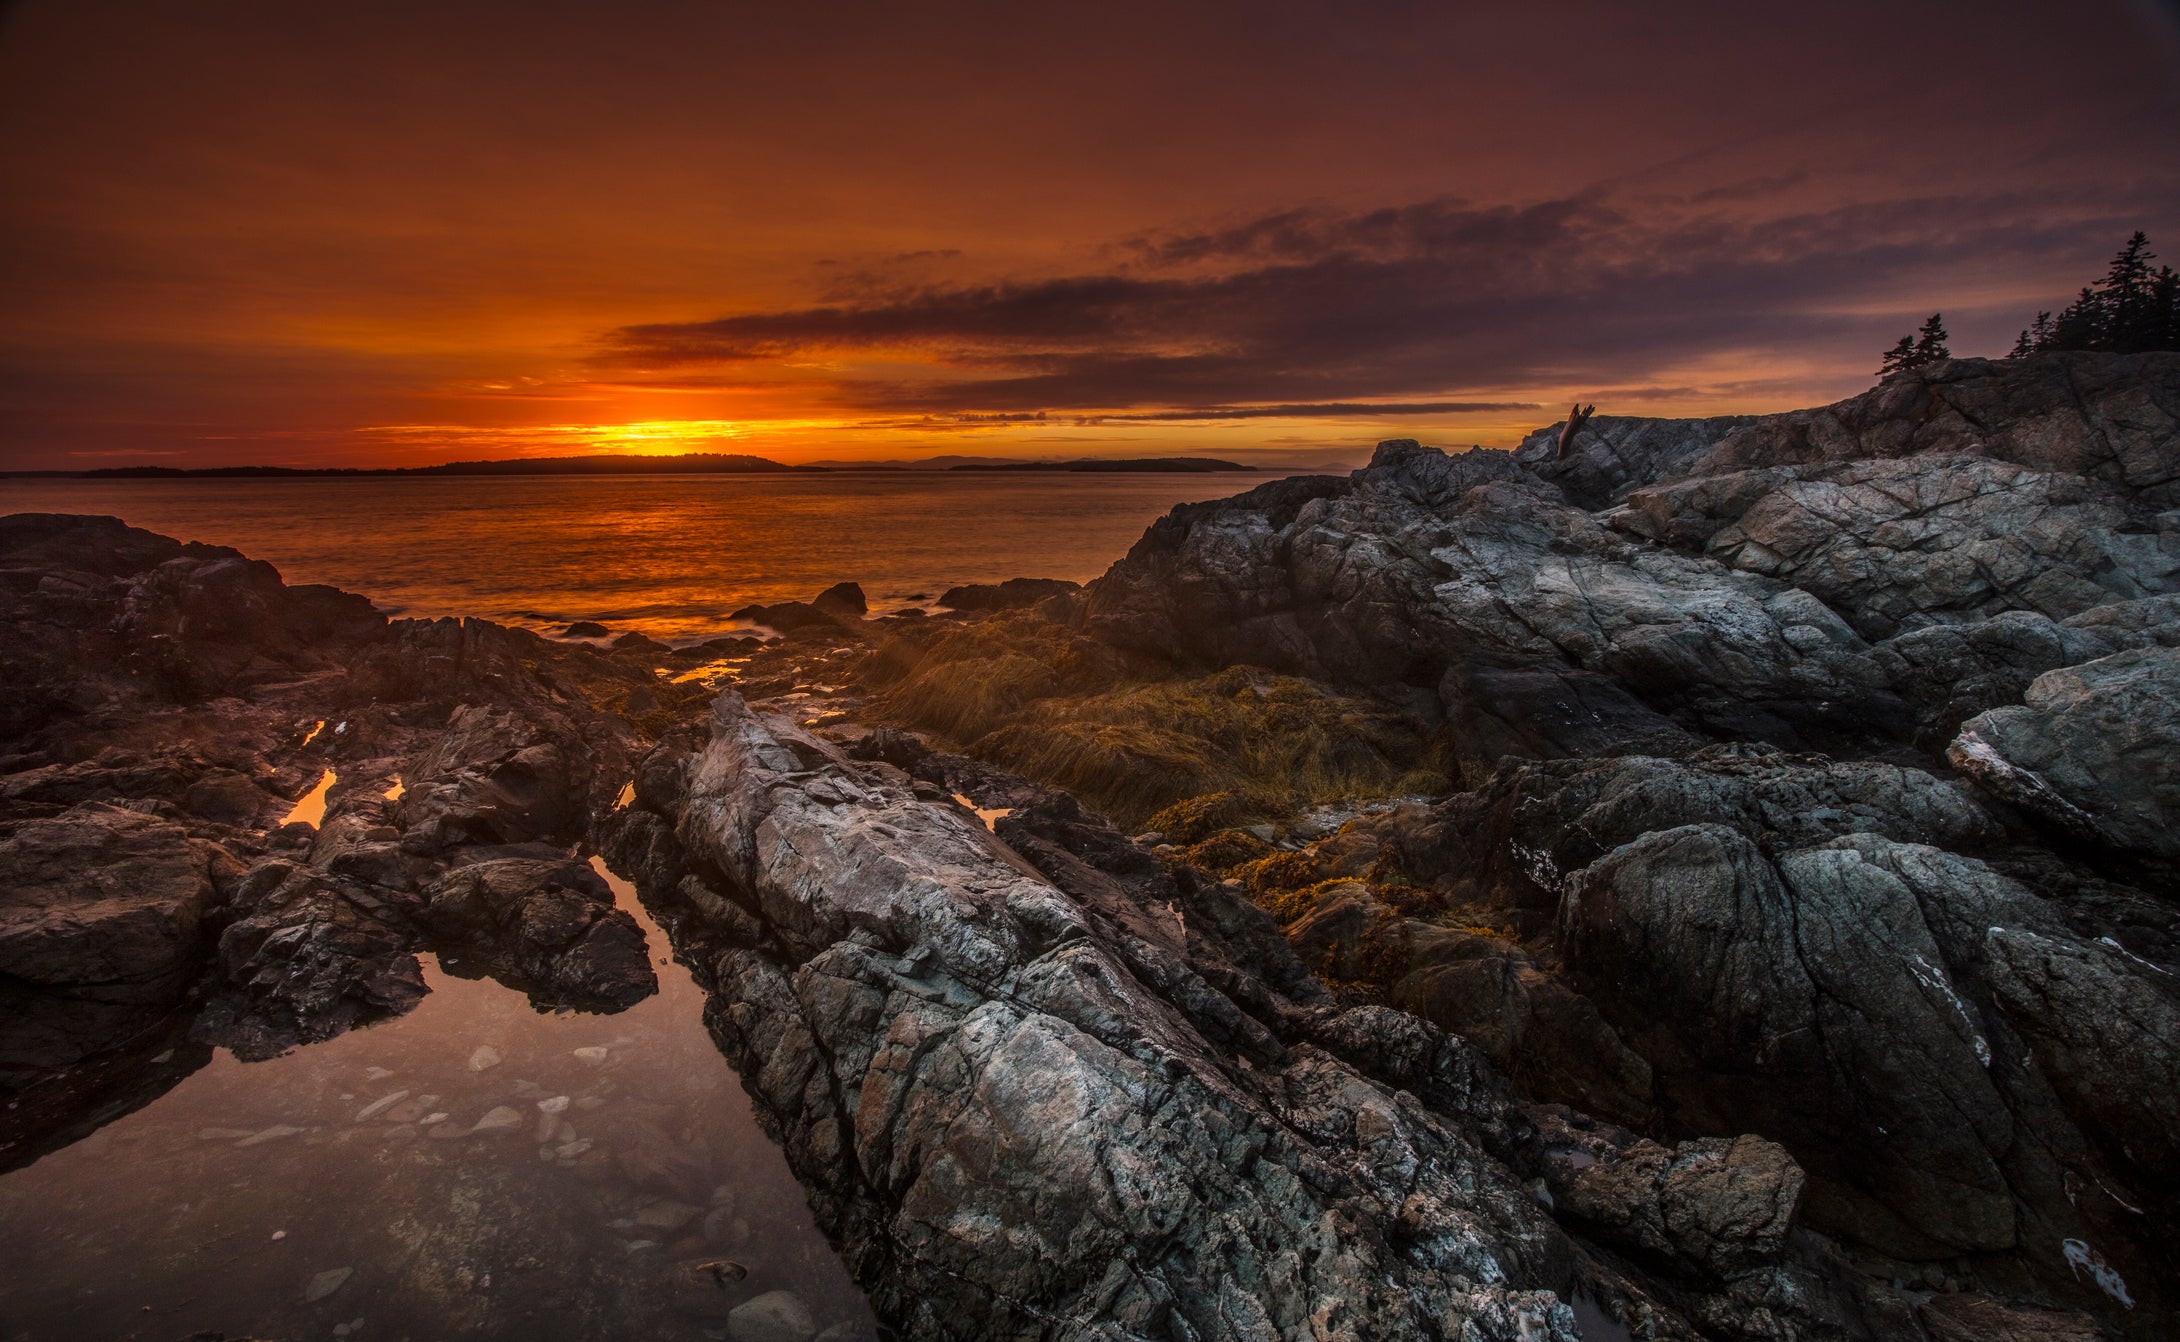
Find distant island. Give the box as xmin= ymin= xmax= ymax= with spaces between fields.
xmin=947 ymin=457 xmax=1256 ymax=473
xmin=8 ymin=452 xmax=1265 ymax=478
xmin=62 ymin=452 xmax=816 ymax=479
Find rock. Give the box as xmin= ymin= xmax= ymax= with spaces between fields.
xmin=1375 ymin=743 xmax=2002 ymax=930
xmin=934 ymin=578 xmax=1080 ymax=611
xmin=1916 ymin=1294 xmax=2100 ymax=1342
xmin=468 ymin=1044 xmax=503 ymax=1071
xmin=1561 ymin=822 xmax=2175 ymax=1302
xmin=234 ymin=1124 xmax=304 ymax=1147
xmin=611 ymin=630 xmax=670 ymax=656
xmin=561 ymin=621 xmax=610 ymax=638
xmin=702 ymin=1204 xmax=744 ymax=1249
xmin=1547 ymin=1130 xmax=1805 ymax=1280
xmin=419 ymin=858 xmax=656 ymax=1010
xmin=634 ymin=1200 xmax=704 ymax=1231
xmin=353 ymin=1090 xmax=408 ymax=1121
xmin=616 ymin=691 xmax=1661 ymax=1340
xmin=468 ymin=1104 xmax=523 ymax=1135
xmin=728 ymin=1290 xmax=816 ymax=1342
xmin=728 ymin=600 xmax=855 ymax=633
xmin=302 ymin=1266 xmax=354 ymax=1302
xmin=0 ymin=803 xmax=233 ymax=1073
xmin=810 ymin=582 xmax=867 ymax=618
xmin=195 ymin=861 xmax=427 ymax=1060
xmin=669 ymin=1258 xmax=749 ymax=1316
xmin=2 ymin=515 xmax=664 ymax=1144
xmin=396 ymin=704 xmax=589 ymax=849
xmin=1516 ymin=352 xmax=2180 ymax=509
xmin=1083 ymin=442 xmax=1906 ymax=768
xmin=1684 ymin=456 xmax=2178 ymax=640
xmin=1874 ymin=610 xmax=2121 ymax=747
xmin=572 ymin=1045 xmax=608 ymax=1064
xmin=1951 ymin=646 xmax=2180 ymax=863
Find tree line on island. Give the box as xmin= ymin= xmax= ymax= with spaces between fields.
xmin=1879 ymin=230 xmax=2180 ymax=378
xmin=44 ymin=454 xmax=1261 ymax=480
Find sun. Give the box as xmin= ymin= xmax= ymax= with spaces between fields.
xmin=586 ymin=420 xmax=745 ymax=455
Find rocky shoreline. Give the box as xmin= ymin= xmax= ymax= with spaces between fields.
xmin=3 ymin=350 xmax=2175 ymax=1340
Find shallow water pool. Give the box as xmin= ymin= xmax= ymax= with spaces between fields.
xmin=0 ymin=859 xmax=876 ymax=1342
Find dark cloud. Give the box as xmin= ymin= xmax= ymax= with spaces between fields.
xmin=1089 ymin=401 xmax=1540 ymax=422
xmin=603 ymin=187 xmax=2178 ymax=417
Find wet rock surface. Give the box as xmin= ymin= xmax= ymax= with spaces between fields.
xmin=421 ymin=857 xmax=658 ymax=1010
xmin=604 ymin=693 xmax=1934 ymax=1342
xmin=0 ymin=512 xmax=690 ymax=1151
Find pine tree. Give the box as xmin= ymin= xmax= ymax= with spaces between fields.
xmin=2050 ymin=286 xmax=2103 ymax=352
xmin=1877 ymin=334 xmax=1917 ymax=379
xmin=2010 ymin=312 xmax=2053 ymax=358
xmin=2104 ymin=231 xmax=2158 ymax=352
xmin=2019 ymin=234 xmax=2180 ymax=356
xmin=1911 ymin=313 xmax=1950 ymax=363
xmin=2152 ymin=267 xmax=2180 ymax=352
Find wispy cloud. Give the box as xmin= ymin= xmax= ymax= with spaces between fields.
xmin=599 ymin=189 xmax=2162 ymax=419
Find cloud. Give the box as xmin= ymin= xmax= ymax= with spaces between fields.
xmin=598 ymin=187 xmax=2169 ymax=419
xmin=1083 ymin=401 xmax=1542 ymax=422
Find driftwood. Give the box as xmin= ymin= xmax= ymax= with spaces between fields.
xmin=1555 ymin=402 xmax=1596 ymax=459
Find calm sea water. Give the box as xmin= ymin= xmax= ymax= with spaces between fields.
xmin=0 ymin=472 xmax=1295 ymax=641
xmin=0 ymin=860 xmax=878 ymax=1342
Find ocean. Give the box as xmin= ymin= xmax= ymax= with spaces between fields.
xmin=0 ymin=471 xmax=1303 ymax=641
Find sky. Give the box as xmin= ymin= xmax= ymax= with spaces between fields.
xmin=1 ymin=0 xmax=2177 ymax=470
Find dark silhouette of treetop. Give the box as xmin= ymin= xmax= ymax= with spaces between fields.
xmin=2012 ymin=232 xmax=2180 ymax=357
xmin=1877 ymin=314 xmax=1949 ymax=379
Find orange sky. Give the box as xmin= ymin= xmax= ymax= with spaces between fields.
xmin=2 ymin=1 xmax=2177 ymax=469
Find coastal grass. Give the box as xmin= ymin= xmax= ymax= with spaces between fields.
xmin=866 ymin=614 xmax=1449 ymax=826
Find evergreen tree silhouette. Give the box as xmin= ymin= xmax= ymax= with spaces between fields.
xmin=2152 ymin=267 xmax=2180 ymax=352
xmin=2014 ymin=233 xmax=2180 ymax=355
xmin=2049 ymin=286 xmax=2104 ymax=351
xmin=1911 ymin=313 xmax=1950 ymax=363
xmin=2103 ymin=231 xmax=2156 ymax=351
xmin=2011 ymin=312 xmax=2054 ymax=357
xmin=1877 ymin=334 xmax=1917 ymax=379
xmin=1875 ymin=315 xmax=1950 ymax=379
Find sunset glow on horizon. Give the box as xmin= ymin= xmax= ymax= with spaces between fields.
xmin=3 ymin=2 xmax=2177 ymax=470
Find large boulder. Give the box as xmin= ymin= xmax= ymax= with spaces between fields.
xmin=419 ymin=857 xmax=656 ymax=1010
xmin=1950 ymin=645 xmax=2180 ymax=863
xmin=0 ymin=803 xmax=236 ymax=1072
xmin=935 ymin=577 xmax=1081 ymax=611
xmin=197 ymin=859 xmax=426 ymax=1059
xmin=1373 ymin=743 xmax=2003 ymax=928
xmin=1560 ymin=825 xmax=2177 ymax=1313
xmin=0 ymin=514 xmax=383 ymax=733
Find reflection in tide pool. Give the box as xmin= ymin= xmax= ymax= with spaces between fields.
xmin=0 ymin=858 xmax=876 ymax=1342
xmin=282 ymin=768 xmax=336 ymax=827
